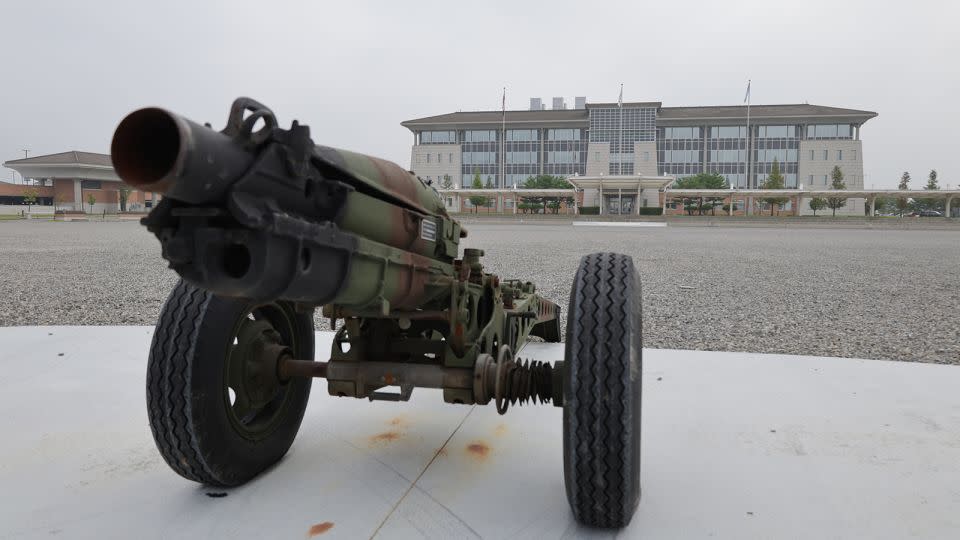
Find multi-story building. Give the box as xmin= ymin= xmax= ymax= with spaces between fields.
xmin=401 ymin=97 xmax=876 ymax=214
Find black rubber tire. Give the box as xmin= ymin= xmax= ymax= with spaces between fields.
xmin=563 ymin=252 xmax=642 ymax=528
xmin=146 ymin=280 xmax=314 ymax=487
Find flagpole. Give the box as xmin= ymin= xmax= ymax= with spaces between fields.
xmin=501 ymin=87 xmax=506 ymax=189
xmin=618 ymin=83 xmax=624 ymax=176
xmin=745 ymin=79 xmax=751 ymax=190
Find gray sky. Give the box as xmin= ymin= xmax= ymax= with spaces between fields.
xmin=3 ymin=0 xmax=958 ymax=188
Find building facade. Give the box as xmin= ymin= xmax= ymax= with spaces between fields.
xmin=402 ymin=98 xmax=876 ymax=215
xmin=2 ymin=151 xmax=160 ymax=213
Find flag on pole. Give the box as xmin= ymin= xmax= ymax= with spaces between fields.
xmin=502 ymin=87 xmax=506 ymax=113
xmin=618 ymin=83 xmax=623 ymax=107
xmin=743 ymin=80 xmax=751 ymax=104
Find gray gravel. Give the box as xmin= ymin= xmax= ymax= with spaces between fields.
xmin=1 ymin=220 xmax=957 ymax=364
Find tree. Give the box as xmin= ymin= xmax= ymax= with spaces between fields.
xmin=467 ymin=170 xmax=487 ymax=213
xmin=920 ymin=169 xmax=943 ymax=212
xmin=440 ymin=174 xmax=453 ymax=189
xmin=809 ymin=197 xmax=827 ymax=216
xmin=826 ymin=165 xmax=847 ymax=216
xmin=521 ymin=174 xmax=573 ymax=214
xmin=671 ymin=172 xmax=729 ymax=215
xmin=896 ymin=171 xmax=910 ymax=217
xmin=22 ymin=188 xmax=38 ymax=214
xmin=760 ymin=159 xmax=789 ymax=216
xmin=484 ymin=176 xmax=494 ymax=189
xmin=86 ymin=193 xmax=97 ymax=213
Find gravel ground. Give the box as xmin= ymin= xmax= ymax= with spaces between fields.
xmin=1 ymin=220 xmax=957 ymax=364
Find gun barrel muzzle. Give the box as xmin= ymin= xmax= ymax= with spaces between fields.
xmin=111 ymin=107 xmax=253 ymax=203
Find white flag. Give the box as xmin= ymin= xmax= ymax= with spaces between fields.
xmin=618 ymin=83 xmax=623 ymax=107
xmin=743 ymin=80 xmax=751 ymax=104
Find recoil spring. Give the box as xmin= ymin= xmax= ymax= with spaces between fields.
xmin=474 ymin=346 xmax=564 ymax=414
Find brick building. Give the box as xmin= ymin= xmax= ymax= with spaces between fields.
xmin=2 ymin=151 xmax=159 ymax=212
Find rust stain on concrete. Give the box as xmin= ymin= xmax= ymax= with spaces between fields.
xmin=369 ymin=431 xmax=401 ymax=445
xmin=466 ymin=441 xmax=491 ymax=460
xmin=308 ymin=521 xmax=334 ymax=536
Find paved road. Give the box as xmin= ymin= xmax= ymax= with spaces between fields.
xmin=1 ymin=220 xmax=957 ymax=364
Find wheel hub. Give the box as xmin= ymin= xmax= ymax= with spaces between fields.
xmin=228 ymin=317 xmax=292 ymax=423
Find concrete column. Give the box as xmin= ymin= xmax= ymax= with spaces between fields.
xmin=73 ymin=179 xmax=82 ymax=211
xmin=747 ymin=196 xmax=754 ymax=216
xmin=599 ymin=182 xmax=604 ymax=215
xmin=496 ymin=193 xmax=503 ymax=213
xmin=869 ymin=197 xmax=876 ymax=217
xmin=636 ymin=185 xmax=642 ymax=215
xmin=946 ymin=196 xmax=953 ymax=218
xmin=618 ymin=188 xmax=622 ymax=216
xmin=662 ymin=191 xmax=668 ymax=216
xmin=728 ymin=194 xmax=734 ymax=216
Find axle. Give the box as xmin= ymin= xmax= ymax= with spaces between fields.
xmin=277 ymin=352 xmax=564 ymax=413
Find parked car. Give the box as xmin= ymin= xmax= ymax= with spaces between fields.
xmin=919 ymin=210 xmax=944 ymax=217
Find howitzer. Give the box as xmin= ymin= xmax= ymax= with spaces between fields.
xmin=112 ymin=98 xmax=642 ymax=528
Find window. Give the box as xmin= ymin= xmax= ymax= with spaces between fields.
xmin=437 ymin=153 xmax=441 ymax=163
xmin=547 ymin=128 xmax=580 ymax=141
xmin=807 ymin=124 xmax=853 ymax=140
xmin=594 ymin=151 xmax=600 ymax=161
xmin=420 ymin=131 xmax=455 ymax=144
xmin=837 ymin=150 xmax=842 ymax=161
xmin=81 ymin=180 xmax=101 ymax=189
xmin=822 ymin=150 xmax=828 ymax=160
xmin=808 ymin=174 xmax=814 ymax=186
xmin=448 ymin=153 xmax=453 ymax=163
xmin=852 ymin=149 xmax=858 ymax=161
xmin=426 ymin=154 xmax=431 ymax=163
xmin=506 ymin=129 xmax=538 ymax=141
xmin=822 ymin=175 xmax=828 ymax=185
xmin=463 ymin=130 xmax=496 ymax=142
xmin=710 ymin=126 xmax=747 ymax=138
xmin=643 ymin=151 xmax=650 ymax=161
xmin=810 ymin=150 xmax=815 ymax=160
xmin=663 ymin=127 xmax=700 ymax=139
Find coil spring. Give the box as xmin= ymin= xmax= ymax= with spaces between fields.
xmin=474 ymin=346 xmax=564 ymax=415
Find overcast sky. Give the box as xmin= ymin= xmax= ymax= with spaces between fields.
xmin=3 ymin=0 xmax=958 ymax=188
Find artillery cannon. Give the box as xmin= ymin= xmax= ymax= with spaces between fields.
xmin=111 ymin=98 xmax=642 ymax=528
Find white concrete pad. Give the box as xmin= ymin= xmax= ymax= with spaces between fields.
xmin=1 ymin=326 xmax=958 ymax=539
xmin=572 ymin=221 xmax=667 ymax=228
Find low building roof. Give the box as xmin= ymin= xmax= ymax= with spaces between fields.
xmin=658 ymin=104 xmax=877 ymax=123
xmin=4 ymin=151 xmax=112 ymax=167
xmin=401 ymin=109 xmax=588 ymax=130
xmin=3 ymin=151 xmax=119 ymax=182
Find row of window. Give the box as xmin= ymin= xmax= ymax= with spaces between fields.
xmin=756 ymin=149 xmax=799 ymax=163
xmin=418 ymin=152 xmax=455 ymax=164
xmin=463 ymin=130 xmax=497 ymax=142
xmin=420 ymin=131 xmax=456 ymax=144
xmin=418 ymin=144 xmax=856 ymax=168
xmin=807 ymin=149 xmax=856 ymax=161
xmin=546 ymin=150 xmax=579 ymax=164
xmin=662 ymin=127 xmax=701 ymax=139
xmin=807 ymin=124 xmax=852 ymax=139
xmin=462 ymin=151 xmax=497 ymax=165
xmin=661 ymin=149 xmax=699 ymax=164
xmin=756 ymin=125 xmax=797 ymax=138
xmin=506 ymin=129 xmax=538 ymax=141
xmin=547 ymin=129 xmax=582 ymax=141
xmin=505 ymin=151 xmax=538 ymax=165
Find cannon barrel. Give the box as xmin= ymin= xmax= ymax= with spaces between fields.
xmin=110 ymin=98 xmax=463 ymax=314
xmin=111 ymin=107 xmax=254 ymax=204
